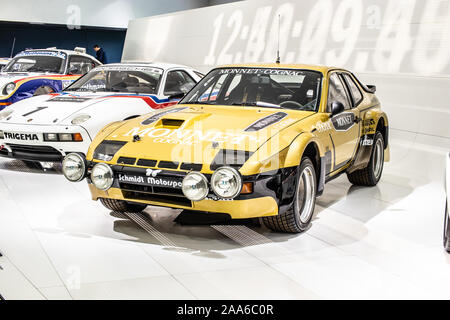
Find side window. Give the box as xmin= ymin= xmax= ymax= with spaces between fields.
xmin=342 ymin=74 xmax=363 ymax=106
xmin=68 ymin=56 xmax=95 ymax=75
xmin=327 ymin=73 xmax=351 ymax=112
xmin=164 ymin=70 xmax=197 ymax=95
xmin=201 ymin=74 xmax=227 ymax=102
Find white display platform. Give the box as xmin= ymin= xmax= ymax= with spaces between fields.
xmin=0 ymin=129 xmax=449 ymax=299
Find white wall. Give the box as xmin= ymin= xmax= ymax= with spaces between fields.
xmin=123 ymin=0 xmax=450 ymax=139
xmin=0 ymin=0 xmax=208 ymax=28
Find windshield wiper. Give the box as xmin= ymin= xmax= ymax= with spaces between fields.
xmin=182 ymin=101 xmax=215 ymax=105
xmin=231 ymin=101 xmax=282 ymax=109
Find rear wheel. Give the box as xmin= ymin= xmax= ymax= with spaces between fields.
xmin=262 ymin=157 xmax=317 ymax=233
xmin=347 ymin=132 xmax=384 ymax=186
xmin=100 ymin=198 xmax=147 ymax=213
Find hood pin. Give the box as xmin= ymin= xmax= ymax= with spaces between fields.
xmin=133 ymin=135 xmax=141 ymax=142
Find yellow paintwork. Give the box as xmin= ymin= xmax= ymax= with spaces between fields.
xmin=89 ymin=184 xmax=279 ymax=219
xmin=87 ymin=63 xmax=389 ymax=219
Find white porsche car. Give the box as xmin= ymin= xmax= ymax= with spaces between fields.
xmin=0 ymin=48 xmax=100 ymax=108
xmin=0 ymin=63 xmax=203 ymax=162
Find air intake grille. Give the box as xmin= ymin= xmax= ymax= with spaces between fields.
xmin=117 ymin=157 xmax=136 ymax=165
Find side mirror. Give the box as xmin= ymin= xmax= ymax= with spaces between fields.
xmin=330 ymin=101 xmax=345 ymax=117
xmin=168 ymin=92 xmax=185 ymax=100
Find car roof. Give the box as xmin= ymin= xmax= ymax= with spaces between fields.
xmin=106 ymin=62 xmax=195 ymax=71
xmin=216 ymin=63 xmax=344 ymax=74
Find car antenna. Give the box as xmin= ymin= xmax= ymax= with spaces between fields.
xmin=276 ymin=14 xmax=281 ymax=64
xmin=10 ymin=37 xmax=16 ymax=58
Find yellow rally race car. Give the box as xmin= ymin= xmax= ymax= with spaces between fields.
xmin=62 ymin=63 xmax=389 ymax=233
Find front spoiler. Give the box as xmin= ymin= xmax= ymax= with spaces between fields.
xmin=0 ymin=123 xmax=91 ymax=162
xmin=86 ymin=165 xmax=301 ymax=219
xmin=90 ymin=184 xmax=279 ymax=219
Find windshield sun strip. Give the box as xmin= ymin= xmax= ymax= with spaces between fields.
xmin=180 ymin=67 xmax=323 ymax=111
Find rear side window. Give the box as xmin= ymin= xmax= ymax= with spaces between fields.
xmin=68 ymin=56 xmax=96 ymax=75
xmin=342 ymin=74 xmax=363 ymax=106
xmin=164 ymin=70 xmax=197 ymax=95
xmin=327 ymin=73 xmax=352 ymax=112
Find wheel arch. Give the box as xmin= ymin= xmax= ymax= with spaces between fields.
xmin=284 ymin=134 xmax=325 ymax=195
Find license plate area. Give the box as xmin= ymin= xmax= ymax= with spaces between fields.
xmin=117 ymin=173 xmax=183 ymax=189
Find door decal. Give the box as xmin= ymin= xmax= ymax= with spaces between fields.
xmin=331 ymin=112 xmax=355 ymax=131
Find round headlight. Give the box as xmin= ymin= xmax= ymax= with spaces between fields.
xmin=0 ymin=109 xmax=13 ymax=121
xmin=4 ymin=82 xmax=16 ymax=95
xmin=62 ymin=153 xmax=86 ymax=182
xmin=211 ymin=166 xmax=242 ymax=199
xmin=182 ymin=172 xmax=209 ymax=201
xmin=91 ymin=163 xmax=114 ymax=191
xmin=71 ymin=114 xmax=91 ymax=125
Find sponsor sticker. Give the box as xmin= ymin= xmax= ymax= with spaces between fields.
xmin=315 ymin=120 xmax=333 ymax=133
xmin=123 ymin=127 xmax=257 ymax=146
xmin=49 ymin=96 xmax=92 ymax=103
xmin=219 ymin=68 xmax=305 ymax=76
xmin=94 ymin=66 xmax=163 ymax=74
xmin=361 ymin=135 xmax=374 ymax=146
xmin=331 ymin=112 xmax=355 ymax=131
xmin=17 ymin=51 xmax=66 ymax=59
xmin=244 ymin=112 xmax=288 ymax=132
xmin=61 ymin=80 xmax=76 ymax=89
xmin=117 ymin=173 xmax=183 ymax=189
xmin=362 ymin=118 xmax=376 ymax=135
xmin=3 ymin=131 xmax=41 ymax=141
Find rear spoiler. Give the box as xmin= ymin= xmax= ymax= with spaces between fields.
xmin=366 ymin=85 xmax=376 ymax=93
xmin=351 ymin=73 xmax=377 ymax=94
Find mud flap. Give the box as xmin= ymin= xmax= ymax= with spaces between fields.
xmin=347 ymin=134 xmax=375 ymax=174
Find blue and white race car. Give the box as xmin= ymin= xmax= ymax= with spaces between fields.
xmin=0 ymin=48 xmax=101 ymax=110
xmin=0 ymin=62 xmax=202 ymax=162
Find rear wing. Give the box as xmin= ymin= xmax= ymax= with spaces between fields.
xmin=352 ymin=73 xmax=376 ymax=93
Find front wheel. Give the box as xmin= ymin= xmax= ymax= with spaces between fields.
xmin=347 ymin=132 xmax=385 ymax=186
xmin=100 ymin=198 xmax=147 ymax=213
xmin=262 ymin=157 xmax=317 ymax=233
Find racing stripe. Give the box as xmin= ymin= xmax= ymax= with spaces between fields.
xmin=98 ymin=95 xmax=178 ymax=109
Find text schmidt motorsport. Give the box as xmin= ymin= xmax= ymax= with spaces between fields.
xmin=117 ymin=174 xmax=182 ymax=188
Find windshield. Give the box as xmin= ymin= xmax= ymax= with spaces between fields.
xmin=180 ymin=68 xmax=322 ymax=111
xmin=4 ymin=51 xmax=65 ymax=73
xmin=65 ymin=66 xmax=163 ymax=94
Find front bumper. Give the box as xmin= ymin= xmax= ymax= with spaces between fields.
xmin=0 ymin=98 xmax=12 ymax=110
xmin=0 ymin=123 xmax=91 ymax=162
xmin=86 ymin=164 xmax=298 ymax=219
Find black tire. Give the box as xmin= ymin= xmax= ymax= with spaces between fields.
xmin=100 ymin=198 xmax=147 ymax=213
xmin=33 ymin=86 xmax=54 ymax=96
xmin=262 ymin=157 xmax=317 ymax=233
xmin=347 ymin=132 xmax=385 ymax=186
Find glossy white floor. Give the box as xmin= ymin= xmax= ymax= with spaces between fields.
xmin=0 ymin=128 xmax=449 ymax=300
